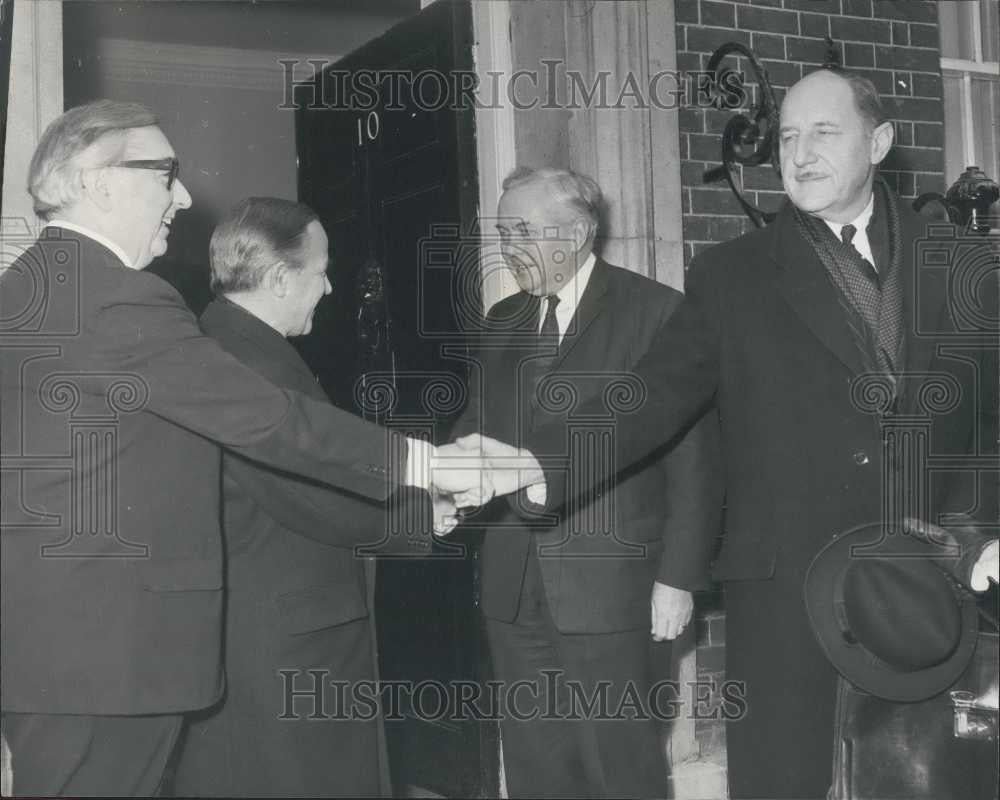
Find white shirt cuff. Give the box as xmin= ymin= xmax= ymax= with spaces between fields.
xmin=970 ymin=540 xmax=999 ymax=591
xmin=404 ymin=437 xmax=436 ymax=492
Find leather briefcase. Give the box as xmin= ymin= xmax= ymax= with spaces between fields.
xmin=829 ymin=629 xmax=998 ymax=800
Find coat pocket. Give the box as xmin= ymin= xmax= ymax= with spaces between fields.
xmin=275 ymin=584 xmax=368 ymax=634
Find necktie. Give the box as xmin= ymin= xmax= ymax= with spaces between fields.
xmin=841 ymin=224 xmax=879 ymax=287
xmin=528 ymin=295 xmax=560 ymax=424
xmin=539 ymin=294 xmax=560 ymax=340
xmin=536 ymin=294 xmax=561 ymax=369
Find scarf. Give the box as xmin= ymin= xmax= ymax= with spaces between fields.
xmin=793 ymin=176 xmax=905 ymax=383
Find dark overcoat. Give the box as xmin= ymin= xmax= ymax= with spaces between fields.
xmin=527 ymin=200 xmax=998 ymax=797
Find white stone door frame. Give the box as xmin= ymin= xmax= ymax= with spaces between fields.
xmin=468 ymin=0 xmax=698 ymax=793
xmin=2 ymin=0 xmax=62 ymax=251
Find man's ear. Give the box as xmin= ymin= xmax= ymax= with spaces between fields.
xmin=870 ymin=121 xmax=894 ymax=166
xmin=269 ymin=262 xmax=290 ymax=298
xmin=81 ymin=167 xmax=114 ymax=212
xmin=571 ymin=217 xmax=592 ymax=253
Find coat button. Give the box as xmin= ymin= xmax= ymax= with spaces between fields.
xmin=852 ymin=450 xmax=870 ymax=465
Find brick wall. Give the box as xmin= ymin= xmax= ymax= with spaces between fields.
xmin=693 ymin=587 xmax=727 ymax=765
xmin=676 ymin=0 xmax=945 ymax=266
xmin=675 ymin=0 xmax=944 ymax=774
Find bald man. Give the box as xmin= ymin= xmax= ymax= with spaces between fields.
xmin=480 ymin=68 xmax=998 ymax=799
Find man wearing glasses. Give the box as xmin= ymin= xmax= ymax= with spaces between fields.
xmin=0 ymin=100 xmax=490 ymax=796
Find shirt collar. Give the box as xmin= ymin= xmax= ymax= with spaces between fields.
xmin=47 ymin=219 xmax=135 ymax=269
xmin=822 ymin=192 xmax=875 ymax=240
xmin=550 ymin=251 xmax=596 ymax=315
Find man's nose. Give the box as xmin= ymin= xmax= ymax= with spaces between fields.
xmin=792 ymin=134 xmax=815 ymax=168
xmin=324 ymin=276 xmax=332 ymax=295
xmin=172 ymin=179 xmax=193 ymax=210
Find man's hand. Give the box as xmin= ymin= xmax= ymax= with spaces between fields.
xmin=430 ymin=444 xmax=495 ymax=508
xmin=974 ymin=540 xmax=1000 ymax=588
xmin=431 ymin=489 xmax=460 ymax=536
xmin=904 ymin=516 xmax=999 ymax=591
xmin=452 ymin=433 xmax=544 ymax=497
xmin=423 ymin=434 xmax=544 ymax=519
xmin=651 ymin=581 xmax=693 ymax=641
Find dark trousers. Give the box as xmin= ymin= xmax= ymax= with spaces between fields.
xmin=172 ymin=616 xmax=380 ymax=798
xmin=1 ymin=711 xmax=183 ymax=797
xmin=485 ymin=551 xmax=669 ymax=799
xmin=724 ymin=566 xmax=838 ymax=799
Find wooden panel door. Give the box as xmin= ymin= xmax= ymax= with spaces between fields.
xmin=296 ymin=2 xmax=496 ymax=796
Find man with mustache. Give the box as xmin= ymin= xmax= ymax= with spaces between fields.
xmin=470 ymin=68 xmax=999 ymax=798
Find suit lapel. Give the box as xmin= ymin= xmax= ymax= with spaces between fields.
xmin=201 ymin=299 xmax=324 ymax=399
xmin=552 ymin=257 xmax=610 ymax=371
xmin=771 ymin=205 xmax=868 ymax=376
xmin=502 ymin=292 xmax=541 ymax=347
xmin=485 ymin=293 xmax=539 ymax=443
xmin=493 ymin=265 xmax=610 ymax=437
xmin=493 ymin=293 xmax=540 ymax=375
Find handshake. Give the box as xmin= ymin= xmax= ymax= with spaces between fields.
xmin=416 ymin=434 xmax=545 ymax=535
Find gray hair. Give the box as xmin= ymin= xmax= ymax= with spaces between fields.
xmin=502 ymin=166 xmax=603 ymax=238
xmin=210 ymin=197 xmax=320 ymax=295
xmin=28 ymin=100 xmax=159 ymax=220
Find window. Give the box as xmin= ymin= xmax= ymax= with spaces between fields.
xmin=937 ymin=0 xmax=999 ymax=188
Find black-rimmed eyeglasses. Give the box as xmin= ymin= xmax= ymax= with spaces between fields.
xmin=112 ymin=158 xmax=180 ymax=191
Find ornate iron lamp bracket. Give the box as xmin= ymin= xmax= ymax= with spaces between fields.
xmin=701 ymin=42 xmax=782 ymax=228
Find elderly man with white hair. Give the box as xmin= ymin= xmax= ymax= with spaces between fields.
xmin=452 ymin=166 xmax=723 ymax=798
xmin=0 ymin=100 xmax=489 ymax=797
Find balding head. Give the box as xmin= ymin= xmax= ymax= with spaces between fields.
xmin=778 ymin=69 xmax=894 ymax=222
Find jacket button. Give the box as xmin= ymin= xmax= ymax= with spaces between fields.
xmin=852 ymin=450 xmax=870 ymax=465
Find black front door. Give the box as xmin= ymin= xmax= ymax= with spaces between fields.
xmin=295 ymin=2 xmax=496 ymax=796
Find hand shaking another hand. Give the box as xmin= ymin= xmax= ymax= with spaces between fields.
xmin=423 ymin=434 xmax=545 ymax=535
xmin=450 ymin=434 xmax=545 ymax=497
xmin=431 ymin=489 xmax=460 ymax=536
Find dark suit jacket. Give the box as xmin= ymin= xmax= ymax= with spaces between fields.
xmin=200 ymin=298 xmax=430 ymax=628
xmin=174 ymin=298 xmax=424 ymax=796
xmin=0 ymin=229 xmax=408 ymax=715
xmin=455 ymin=258 xmax=723 ymax=633
xmin=521 ymin=192 xmax=997 ymax=798
xmin=527 ymin=198 xmax=998 ymax=581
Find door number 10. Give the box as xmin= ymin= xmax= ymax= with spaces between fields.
xmin=357 ymin=112 xmax=380 ymax=145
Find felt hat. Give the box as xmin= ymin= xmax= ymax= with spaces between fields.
xmin=804 ymin=522 xmax=979 ymax=701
